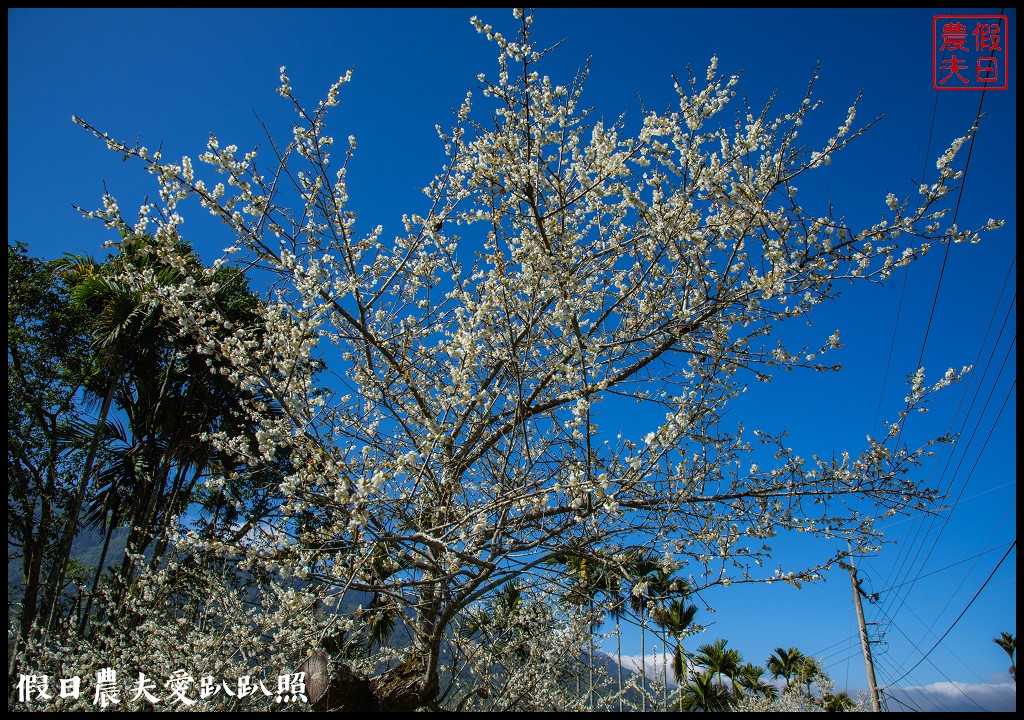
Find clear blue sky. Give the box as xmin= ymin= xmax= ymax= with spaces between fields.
xmin=8 ymin=8 xmax=1015 ymax=710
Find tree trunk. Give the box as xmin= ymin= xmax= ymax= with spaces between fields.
xmin=42 ymin=376 xmax=116 ymax=630
xmin=588 ymin=598 xmax=595 ymax=709
xmin=663 ymin=632 xmax=668 ymax=710
xmin=640 ymin=618 xmax=647 ymax=711
xmin=312 ymin=651 xmax=439 ymax=711
xmin=616 ymin=620 xmax=623 ymax=711
xmin=79 ymin=509 xmax=118 ymax=635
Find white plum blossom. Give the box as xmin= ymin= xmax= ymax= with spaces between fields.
xmin=55 ymin=8 xmax=1002 ymax=711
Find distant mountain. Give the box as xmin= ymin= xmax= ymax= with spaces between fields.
xmin=9 ymin=526 xmax=128 ymax=602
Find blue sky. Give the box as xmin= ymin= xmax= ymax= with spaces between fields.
xmin=8 ymin=8 xmax=1015 ymax=710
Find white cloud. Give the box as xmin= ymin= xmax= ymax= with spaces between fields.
xmin=604 ymin=650 xmax=1017 ymax=711
xmin=885 ymin=681 xmax=1016 ymax=712
xmin=605 ymin=651 xmax=681 ymax=686
xmin=609 ymin=651 xmax=660 ymax=676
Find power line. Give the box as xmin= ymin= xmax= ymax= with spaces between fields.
xmin=878 ymin=539 xmax=1016 ymax=594
xmin=878 ymin=337 xmax=1017 ymax=621
xmin=913 ymin=12 xmax=1004 ymax=369
xmin=881 ymin=539 xmax=1016 ymax=688
xmin=875 ymin=255 xmax=1015 ymax=621
xmin=870 ymin=569 xmax=1017 ymax=708
xmin=878 ymin=369 xmax=1016 ymax=624
xmin=869 ymin=33 xmax=945 ymax=439
xmin=876 ymin=12 xmax=1012 ymax=605
xmin=873 ymin=645 xmax=954 ymax=712
xmin=863 ymin=587 xmax=994 ymax=711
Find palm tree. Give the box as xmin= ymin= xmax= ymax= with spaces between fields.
xmin=645 ymin=569 xmax=678 ymax=709
xmin=676 ymin=669 xmax=732 ymax=712
xmin=52 ymin=234 xmax=272 ymax=632
xmin=543 ymin=548 xmax=618 ymax=708
xmin=600 ymin=572 xmax=628 ymax=711
xmin=364 ymin=543 xmax=408 ymax=655
xmin=733 ymin=662 xmax=778 ymax=702
xmin=693 ymin=639 xmax=742 ymax=695
xmin=621 ymin=549 xmax=701 ymax=710
xmin=822 ymin=690 xmax=857 ymax=711
xmin=653 ymin=597 xmax=698 ymax=709
xmin=993 ymin=631 xmax=1016 ymax=682
xmin=767 ymin=646 xmax=807 ymax=692
xmin=75 ymin=417 xmax=133 ymax=632
xmin=41 ymin=241 xmax=165 ymax=629
xmin=626 ymin=581 xmax=650 ymax=710
xmin=624 ymin=552 xmax=665 ymax=711
xmin=795 ymin=655 xmax=824 ymax=697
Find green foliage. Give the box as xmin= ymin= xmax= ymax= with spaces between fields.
xmin=767 ymin=645 xmax=808 ymax=688
xmin=694 ymin=638 xmax=742 ymax=688
xmin=993 ymin=631 xmax=1015 ymax=681
xmin=678 ymin=640 xmax=856 ymax=711
xmin=676 ymin=669 xmax=734 ymax=712
xmin=8 ymin=237 xmax=288 ymax=647
xmin=653 ymin=598 xmax=698 ymax=682
xmin=822 ymin=690 xmax=858 ymax=711
xmin=8 ymin=241 xmax=95 ymax=638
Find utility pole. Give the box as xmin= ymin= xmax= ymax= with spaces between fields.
xmin=847 ymin=552 xmax=882 ymax=712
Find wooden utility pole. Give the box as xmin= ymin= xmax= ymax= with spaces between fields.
xmin=847 ymin=554 xmax=882 ymax=711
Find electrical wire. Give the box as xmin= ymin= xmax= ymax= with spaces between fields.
xmin=878 ymin=539 xmax=1015 ymax=593
xmin=878 ymin=333 xmax=1016 ymax=622
xmin=882 ymin=540 xmax=1016 ymax=688
xmin=869 ymin=14 xmax=1013 ymax=636
xmin=878 ymin=370 xmax=1016 ymax=624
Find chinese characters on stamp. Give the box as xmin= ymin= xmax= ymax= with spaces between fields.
xmin=934 ymin=15 xmax=1009 ymax=90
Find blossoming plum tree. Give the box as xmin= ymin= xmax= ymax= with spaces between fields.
xmin=66 ymin=9 xmax=997 ymax=710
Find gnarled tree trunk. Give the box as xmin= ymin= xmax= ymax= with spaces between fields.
xmin=310 ymin=651 xmax=439 ymax=712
